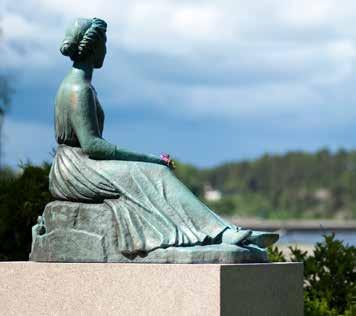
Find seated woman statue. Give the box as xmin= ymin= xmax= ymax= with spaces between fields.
xmin=45 ymin=17 xmax=278 ymax=262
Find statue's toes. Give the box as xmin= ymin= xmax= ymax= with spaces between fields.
xmin=244 ymin=232 xmax=279 ymax=248
xmin=222 ymin=229 xmax=252 ymax=245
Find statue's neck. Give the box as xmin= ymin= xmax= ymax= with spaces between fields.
xmin=71 ymin=61 xmax=94 ymax=81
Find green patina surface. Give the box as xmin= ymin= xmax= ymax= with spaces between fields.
xmin=30 ymin=17 xmax=278 ymax=263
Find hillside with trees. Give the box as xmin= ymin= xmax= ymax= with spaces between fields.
xmin=175 ymin=148 xmax=356 ymax=220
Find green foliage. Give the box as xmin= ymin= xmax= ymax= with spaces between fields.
xmin=267 ymin=245 xmax=286 ymax=263
xmin=205 ymin=196 xmax=237 ymax=216
xmin=0 ymin=163 xmax=52 ymax=260
xmin=174 ymin=161 xmax=204 ymax=196
xmin=269 ymin=234 xmax=356 ymax=315
xmin=175 ymin=149 xmax=356 ymax=219
xmin=205 ymin=193 xmax=273 ymax=217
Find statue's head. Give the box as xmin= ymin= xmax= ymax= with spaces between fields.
xmin=60 ymin=17 xmax=107 ymax=68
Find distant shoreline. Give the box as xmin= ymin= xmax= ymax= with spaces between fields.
xmin=227 ymin=217 xmax=356 ymax=232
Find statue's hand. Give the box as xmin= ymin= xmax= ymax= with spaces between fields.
xmin=169 ymin=159 xmax=176 ymax=170
xmin=160 ymin=154 xmax=176 ymax=170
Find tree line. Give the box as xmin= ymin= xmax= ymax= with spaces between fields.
xmin=175 ymin=149 xmax=356 ymax=219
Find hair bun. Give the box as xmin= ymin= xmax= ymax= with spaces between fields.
xmin=60 ymin=18 xmax=107 ymax=61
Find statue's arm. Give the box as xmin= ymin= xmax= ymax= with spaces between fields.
xmin=70 ymin=86 xmax=165 ymax=165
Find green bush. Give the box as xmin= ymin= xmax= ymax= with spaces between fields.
xmin=269 ymin=234 xmax=356 ymax=315
xmin=0 ymin=163 xmax=52 ymax=260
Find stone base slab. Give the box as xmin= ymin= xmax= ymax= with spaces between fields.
xmin=30 ymin=201 xmax=268 ymax=263
xmin=0 ymin=262 xmax=303 ymax=316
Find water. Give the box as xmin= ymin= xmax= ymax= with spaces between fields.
xmin=279 ymin=230 xmax=356 ymax=246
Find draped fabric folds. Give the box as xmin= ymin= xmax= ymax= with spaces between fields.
xmin=49 ymin=145 xmax=235 ymax=253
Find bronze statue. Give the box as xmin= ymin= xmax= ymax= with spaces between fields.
xmin=30 ymin=18 xmax=278 ymax=263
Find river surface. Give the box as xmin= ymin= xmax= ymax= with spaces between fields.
xmin=279 ymin=230 xmax=356 ymax=246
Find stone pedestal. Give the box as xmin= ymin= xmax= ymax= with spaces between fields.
xmin=30 ymin=201 xmax=268 ymax=263
xmin=0 ymin=262 xmax=303 ymax=316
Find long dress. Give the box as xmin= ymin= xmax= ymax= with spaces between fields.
xmin=50 ymin=96 xmax=236 ymax=254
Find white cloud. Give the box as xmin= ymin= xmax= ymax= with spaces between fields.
xmin=2 ymin=0 xmax=356 ymax=123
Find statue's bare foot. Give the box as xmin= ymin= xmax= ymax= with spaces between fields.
xmin=221 ymin=229 xmax=279 ymax=248
xmin=222 ymin=229 xmax=252 ymax=245
xmin=244 ymin=231 xmax=279 ymax=248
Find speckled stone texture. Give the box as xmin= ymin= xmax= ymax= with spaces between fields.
xmin=0 ymin=262 xmax=303 ymax=316
xmin=30 ymin=201 xmax=268 ymax=263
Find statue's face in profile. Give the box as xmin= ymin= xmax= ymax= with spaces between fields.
xmin=94 ymin=40 xmax=107 ymax=69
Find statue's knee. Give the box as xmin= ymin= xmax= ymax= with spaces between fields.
xmin=155 ymin=164 xmax=170 ymax=176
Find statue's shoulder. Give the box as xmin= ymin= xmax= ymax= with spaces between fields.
xmin=56 ymin=77 xmax=94 ymax=104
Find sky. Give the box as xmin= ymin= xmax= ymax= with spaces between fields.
xmin=2 ymin=0 xmax=356 ymax=168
